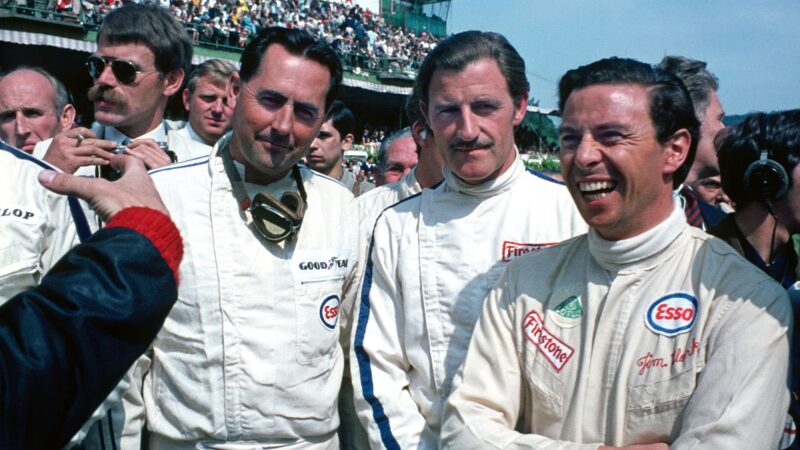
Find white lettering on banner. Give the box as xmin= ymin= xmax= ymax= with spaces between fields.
xmin=501 ymin=241 xmax=554 ymax=262
xmin=522 ymin=310 xmax=574 ymax=372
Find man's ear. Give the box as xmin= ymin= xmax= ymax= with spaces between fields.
xmin=663 ymin=128 xmax=692 ymax=177
xmin=512 ymin=93 xmax=529 ymax=126
xmin=59 ymin=104 xmax=76 ymax=131
xmin=342 ymin=133 xmax=354 ymax=150
xmin=163 ymin=69 xmax=185 ymax=97
xmin=182 ymin=88 xmax=191 ymax=112
xmin=226 ymin=71 xmax=240 ymax=111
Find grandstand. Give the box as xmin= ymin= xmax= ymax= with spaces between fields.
xmin=0 ymin=0 xmax=557 ymax=151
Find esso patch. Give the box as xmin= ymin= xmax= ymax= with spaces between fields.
xmin=645 ymin=293 xmax=698 ymax=337
xmin=319 ymin=295 xmax=340 ymax=330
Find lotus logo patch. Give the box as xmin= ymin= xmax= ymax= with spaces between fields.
xmin=501 ymin=241 xmax=554 ymax=262
xmin=646 ymin=293 xmax=697 ymax=337
xmin=319 ymin=295 xmax=340 ymax=330
xmin=522 ymin=310 xmax=574 ymax=372
xmin=554 ymin=295 xmax=583 ymax=319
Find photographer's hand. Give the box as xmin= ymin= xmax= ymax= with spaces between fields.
xmin=38 ymin=153 xmax=169 ymax=221
xmin=123 ymin=139 xmax=173 ymax=170
xmin=42 ymin=127 xmax=117 ymax=174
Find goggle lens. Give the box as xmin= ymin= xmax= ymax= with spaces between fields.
xmin=252 ymin=205 xmax=293 ymax=242
xmin=86 ymin=55 xmax=139 ymax=85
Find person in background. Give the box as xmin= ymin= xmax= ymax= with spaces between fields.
xmin=658 ymin=55 xmax=731 ymax=227
xmin=374 ymin=127 xmax=417 ymax=186
xmin=709 ymin=109 xmax=800 ymax=449
xmin=0 ymin=67 xmax=75 ymax=154
xmin=307 ymin=99 xmax=375 ymax=196
xmin=177 ymin=58 xmax=237 ymax=149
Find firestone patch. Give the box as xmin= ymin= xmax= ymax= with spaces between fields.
xmin=522 ymin=310 xmax=574 ymax=372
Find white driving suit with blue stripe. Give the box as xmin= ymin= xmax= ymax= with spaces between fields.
xmin=351 ymin=156 xmax=587 ymax=449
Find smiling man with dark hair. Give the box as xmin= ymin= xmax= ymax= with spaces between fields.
xmin=441 ymin=57 xmax=791 ymax=450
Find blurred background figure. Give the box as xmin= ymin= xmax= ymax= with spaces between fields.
xmin=178 ymin=58 xmax=237 ymax=149
xmin=659 ymin=55 xmax=732 ymax=227
xmin=709 ymin=109 xmax=800 ymax=450
xmin=374 ymin=127 xmax=417 ymax=186
xmin=0 ymin=67 xmax=75 ymax=154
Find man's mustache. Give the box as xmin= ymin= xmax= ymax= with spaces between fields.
xmin=449 ymin=139 xmax=493 ymax=151
xmin=87 ymin=85 xmax=126 ymax=104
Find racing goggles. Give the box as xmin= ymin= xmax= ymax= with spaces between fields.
xmin=249 ymin=165 xmax=307 ymax=242
xmin=86 ymin=55 xmax=154 ymax=85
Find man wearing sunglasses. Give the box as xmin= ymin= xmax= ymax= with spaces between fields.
xmin=109 ymin=27 xmax=360 ymax=449
xmin=33 ymin=3 xmax=197 ymax=180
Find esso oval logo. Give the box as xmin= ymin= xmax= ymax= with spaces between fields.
xmin=319 ymin=295 xmax=340 ymax=330
xmin=645 ymin=293 xmax=698 ymax=337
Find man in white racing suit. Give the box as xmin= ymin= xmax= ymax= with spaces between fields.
xmin=351 ymin=31 xmax=587 ymax=449
xmin=116 ymin=27 xmax=359 ymax=449
xmin=441 ymin=57 xmax=792 ymax=449
xmin=0 ymin=142 xmax=86 ymax=303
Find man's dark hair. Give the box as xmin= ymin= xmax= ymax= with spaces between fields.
xmin=717 ymin=110 xmax=800 ymax=205
xmin=405 ymin=87 xmax=422 ymax=125
xmin=657 ymin=55 xmax=719 ymax=121
xmin=414 ymin=31 xmax=529 ymax=107
xmin=327 ymin=100 xmax=354 ymax=138
xmin=98 ymin=3 xmax=193 ymax=77
xmin=558 ymin=57 xmax=700 ymax=187
xmin=239 ymin=27 xmax=343 ymax=111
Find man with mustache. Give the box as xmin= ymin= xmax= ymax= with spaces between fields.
xmin=33 ymin=3 xmax=198 ymax=178
xmin=351 ymin=31 xmax=587 ymax=448
xmin=176 ymin=58 xmax=237 ymax=149
xmin=0 ymin=67 xmax=76 ymax=154
xmin=440 ymin=57 xmax=791 ymax=449
xmin=114 ymin=27 xmax=359 ymax=449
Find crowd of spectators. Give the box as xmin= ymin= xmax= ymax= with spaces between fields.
xmin=35 ymin=0 xmax=442 ymax=76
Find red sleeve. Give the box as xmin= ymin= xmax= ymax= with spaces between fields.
xmin=105 ymin=207 xmax=183 ymax=284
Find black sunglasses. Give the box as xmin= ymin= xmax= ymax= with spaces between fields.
xmin=86 ymin=55 xmax=153 ymax=85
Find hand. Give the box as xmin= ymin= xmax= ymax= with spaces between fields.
xmin=122 ymin=139 xmax=173 ymax=170
xmin=37 ymin=153 xmax=169 ymax=221
xmin=42 ymin=127 xmax=117 ymax=174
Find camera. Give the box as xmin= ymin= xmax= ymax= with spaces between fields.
xmin=99 ymin=140 xmax=171 ymax=181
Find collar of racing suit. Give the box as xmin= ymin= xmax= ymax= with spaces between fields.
xmin=442 ymin=151 xmax=525 ymax=198
xmin=588 ymin=198 xmax=688 ymax=272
